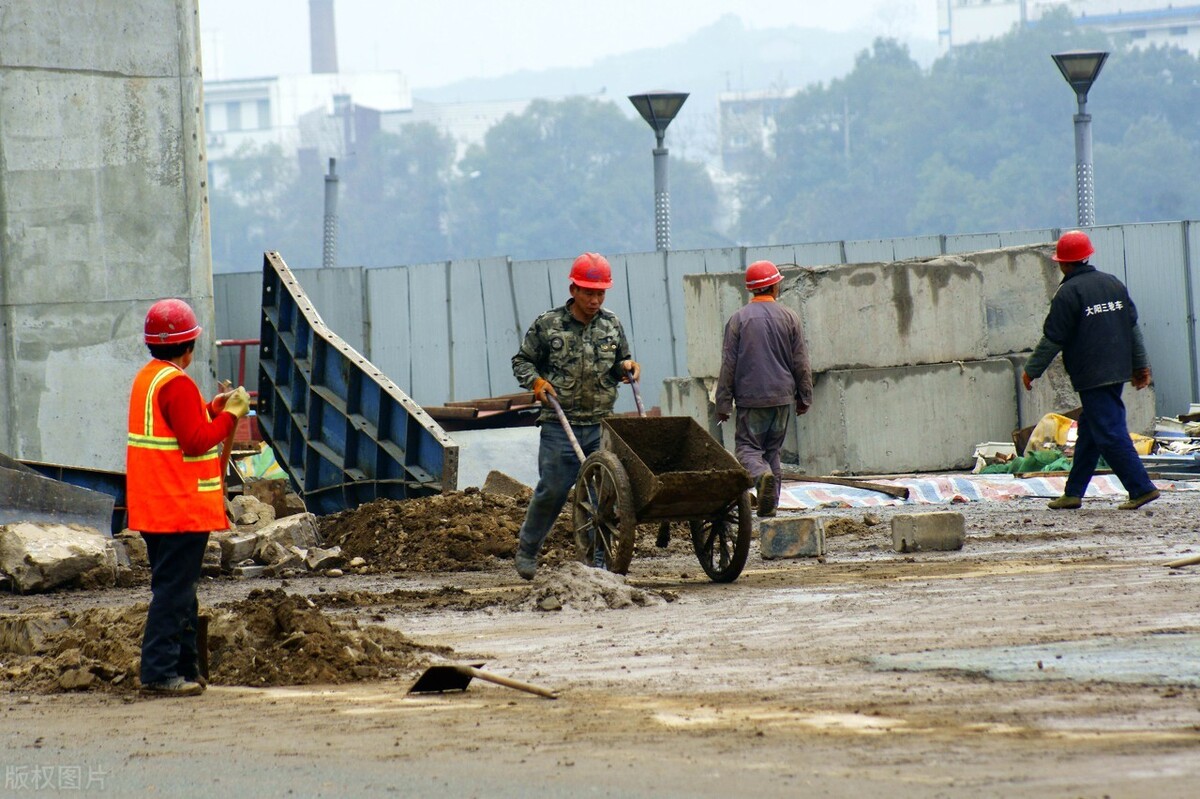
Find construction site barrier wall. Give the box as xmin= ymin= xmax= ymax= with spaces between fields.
xmin=215 ymin=221 xmax=1200 ymax=423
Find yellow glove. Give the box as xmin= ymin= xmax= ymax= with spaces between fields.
xmin=224 ymin=387 xmax=251 ymax=419
xmin=532 ymin=377 xmax=557 ymax=403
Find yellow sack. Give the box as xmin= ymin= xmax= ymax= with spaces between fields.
xmin=1023 ymin=413 xmax=1075 ymax=456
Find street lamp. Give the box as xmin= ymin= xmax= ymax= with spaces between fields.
xmin=628 ymin=91 xmax=689 ymax=251
xmin=1051 ymin=50 xmax=1109 ymax=227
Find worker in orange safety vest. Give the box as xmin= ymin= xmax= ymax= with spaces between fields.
xmin=127 ymin=298 xmax=250 ymax=698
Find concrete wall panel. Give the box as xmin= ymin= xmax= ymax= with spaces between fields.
xmin=406 ymin=262 xmax=450 ymax=406
xmin=788 ymin=258 xmax=988 ymax=372
xmin=479 ymin=258 xmax=522 ymax=398
xmin=364 ymin=267 xmax=411 ymax=391
xmin=623 ymin=251 xmax=674 ymax=409
xmin=797 ymin=360 xmax=1017 ymax=475
xmin=683 ymin=271 xmax=747 ymax=379
xmin=1006 ymin=354 xmax=1156 ymax=437
xmin=965 ymin=245 xmax=1059 ymax=356
xmin=665 ymin=250 xmax=719 ymax=381
xmin=1121 ymin=222 xmax=1190 ymax=416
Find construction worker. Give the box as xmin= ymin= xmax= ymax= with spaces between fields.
xmin=127 ymin=298 xmax=251 ymax=697
xmin=1023 ymin=230 xmax=1158 ymax=510
xmin=511 ymin=253 xmax=639 ymax=580
xmin=715 ymin=260 xmax=813 ymax=517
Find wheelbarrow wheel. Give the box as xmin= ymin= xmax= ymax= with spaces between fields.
xmin=572 ymin=451 xmax=637 ymax=575
xmin=690 ymin=489 xmax=752 ymax=583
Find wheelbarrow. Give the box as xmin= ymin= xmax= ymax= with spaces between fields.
xmin=570 ymin=415 xmax=754 ymax=583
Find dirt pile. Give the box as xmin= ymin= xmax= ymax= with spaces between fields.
xmin=0 ymin=589 xmax=448 ymax=694
xmin=318 ymin=488 xmax=573 ymax=572
xmin=516 ymin=562 xmax=673 ymax=612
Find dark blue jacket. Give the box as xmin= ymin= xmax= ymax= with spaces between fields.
xmin=1040 ymin=264 xmax=1142 ymax=392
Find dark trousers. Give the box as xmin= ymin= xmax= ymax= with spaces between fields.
xmin=1065 ymin=383 xmax=1156 ymax=499
xmin=517 ymin=422 xmax=601 ymax=558
xmin=140 ymin=532 xmax=209 ymax=685
xmin=734 ymin=405 xmax=791 ymax=503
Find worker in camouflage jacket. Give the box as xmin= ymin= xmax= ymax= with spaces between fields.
xmin=510 ymin=252 xmax=639 ymax=580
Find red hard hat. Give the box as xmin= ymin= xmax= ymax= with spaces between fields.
xmin=144 ymin=298 xmax=202 ymax=345
xmin=569 ymin=252 xmax=613 ymax=290
xmin=1053 ymin=230 xmax=1094 ymax=263
xmin=745 ymin=260 xmax=783 ymax=291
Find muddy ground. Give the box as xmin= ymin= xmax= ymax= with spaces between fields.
xmin=2 ymin=485 xmax=1200 ymax=797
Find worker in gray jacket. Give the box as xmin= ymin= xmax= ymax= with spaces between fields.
xmin=715 ymin=260 xmax=813 ymax=517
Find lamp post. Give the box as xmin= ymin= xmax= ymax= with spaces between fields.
xmin=1051 ymin=50 xmax=1109 ymax=227
xmin=628 ymin=91 xmax=689 ymax=251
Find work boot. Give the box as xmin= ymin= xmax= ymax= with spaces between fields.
xmin=140 ymin=676 xmax=204 ymax=698
xmin=756 ymin=473 xmax=777 ymax=518
xmin=515 ymin=550 xmax=537 ymax=581
xmin=1118 ymin=488 xmax=1160 ymax=510
xmin=1047 ymin=495 xmax=1082 ymax=510
xmin=655 ymin=522 xmax=671 ymax=549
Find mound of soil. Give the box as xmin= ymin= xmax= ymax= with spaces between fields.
xmin=516 ymin=562 xmax=671 ymax=612
xmin=0 ymin=589 xmax=448 ymax=694
xmin=318 ymin=488 xmax=573 ymax=572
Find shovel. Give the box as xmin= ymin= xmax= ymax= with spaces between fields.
xmin=407 ymin=662 xmax=557 ymax=699
xmin=545 ymin=393 xmax=586 ymax=463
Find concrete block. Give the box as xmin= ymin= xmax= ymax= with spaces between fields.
xmin=232 ymin=565 xmax=267 ymax=579
xmin=0 ymin=523 xmax=114 ymax=592
xmin=305 ymin=546 xmax=345 ymax=571
xmin=795 ymin=359 xmax=1017 ymax=475
xmin=229 ymin=494 xmax=276 ymax=528
xmin=217 ymin=532 xmax=260 ymax=568
xmin=684 ymin=258 xmax=989 ymax=379
xmin=892 ymin=512 xmax=965 ymax=552
xmin=481 ymin=470 xmax=532 ymax=500
xmin=115 ymin=530 xmax=148 ymax=566
xmin=243 ymin=478 xmax=290 ymax=519
xmin=254 ymin=513 xmax=321 ymax=560
xmin=0 ymin=612 xmax=71 ymax=655
xmin=759 ymin=516 xmax=826 ymax=559
xmin=1006 ymin=354 xmax=1156 ymax=437
xmin=964 ymin=245 xmax=1060 ymax=356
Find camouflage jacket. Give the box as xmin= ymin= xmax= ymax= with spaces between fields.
xmin=512 ymin=301 xmax=632 ymax=425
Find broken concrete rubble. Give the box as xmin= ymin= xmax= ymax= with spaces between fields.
xmin=0 ymin=523 xmax=117 ymax=592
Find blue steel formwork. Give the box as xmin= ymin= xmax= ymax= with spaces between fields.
xmin=257 ymin=252 xmax=458 ymax=515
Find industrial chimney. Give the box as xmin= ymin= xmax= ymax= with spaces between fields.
xmin=309 ymin=0 xmax=339 ymax=74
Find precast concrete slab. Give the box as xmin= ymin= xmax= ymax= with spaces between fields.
xmin=452 ymin=427 xmax=540 ymax=490
xmin=683 ymin=257 xmax=989 ymax=379
xmin=1006 ymin=354 xmax=1157 ymax=437
xmin=793 ymin=359 xmax=1018 ymax=476
xmin=964 ymin=245 xmax=1060 ymax=356
xmin=871 ymin=633 xmax=1200 ymax=687
xmin=660 ymin=377 xmax=733 ymax=451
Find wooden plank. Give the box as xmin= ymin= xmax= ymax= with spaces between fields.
xmin=782 ymin=472 xmax=909 ymax=500
xmin=445 ymin=398 xmax=514 ymax=411
xmin=422 ymin=407 xmax=479 ymax=420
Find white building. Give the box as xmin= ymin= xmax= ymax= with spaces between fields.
xmin=203 ymin=72 xmax=411 ymax=166
xmin=939 ymin=1 xmax=1200 ymax=54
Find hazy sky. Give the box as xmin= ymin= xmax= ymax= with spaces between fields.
xmin=198 ymin=1 xmax=937 ymax=88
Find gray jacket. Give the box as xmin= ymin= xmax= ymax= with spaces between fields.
xmin=715 ymin=298 xmax=813 ymax=415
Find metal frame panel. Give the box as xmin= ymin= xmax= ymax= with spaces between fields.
xmin=448 ymin=258 xmax=493 ymax=401
xmin=844 ymin=238 xmax=897 ymax=264
xmin=406 ymin=261 xmax=451 ymax=406
xmin=257 ymin=252 xmax=457 ymax=515
xmin=479 ymin=257 xmax=523 ymax=398
xmin=1122 ymin=222 xmax=1190 ymax=415
xmin=622 ymin=251 xmax=675 ymax=411
xmin=363 ymin=266 xmax=411 ymax=393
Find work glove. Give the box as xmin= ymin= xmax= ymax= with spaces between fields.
xmin=1021 ymin=371 xmax=1034 ymax=392
xmin=796 ymin=402 xmax=810 ymax=416
xmin=716 ymin=411 xmax=730 ymax=424
xmin=532 ymin=377 xmax=557 ymax=404
xmin=621 ymin=360 xmax=641 ymax=383
xmin=1132 ymin=367 xmax=1152 ymax=390
xmin=224 ymin=387 xmax=252 ymax=419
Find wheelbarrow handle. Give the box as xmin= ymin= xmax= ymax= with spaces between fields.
xmin=545 ymin=394 xmax=586 ymax=463
xmin=625 ymin=368 xmax=646 ymax=417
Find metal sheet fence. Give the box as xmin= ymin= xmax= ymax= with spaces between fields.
xmin=215 ymin=220 xmax=1200 ymax=418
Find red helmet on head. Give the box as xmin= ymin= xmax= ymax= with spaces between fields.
xmin=745 ymin=260 xmax=783 ymax=291
xmin=144 ymin=298 xmax=202 ymax=345
xmin=1053 ymin=230 xmax=1094 ymax=263
xmin=569 ymin=252 xmax=613 ymax=290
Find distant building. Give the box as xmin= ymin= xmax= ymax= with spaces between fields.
xmin=381 ymin=97 xmax=534 ymax=162
xmin=202 ymin=72 xmax=411 ymax=172
xmin=938 ymin=1 xmax=1200 ymax=55
xmin=717 ymin=88 xmax=800 ymax=174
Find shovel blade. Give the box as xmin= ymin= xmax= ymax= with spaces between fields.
xmin=407 ymin=663 xmax=486 ymax=695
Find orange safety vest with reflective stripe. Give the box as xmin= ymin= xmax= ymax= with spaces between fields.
xmin=126 ymin=361 xmax=227 ymax=532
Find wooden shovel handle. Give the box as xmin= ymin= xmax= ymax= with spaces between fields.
xmin=460 ymin=666 xmax=557 ymax=699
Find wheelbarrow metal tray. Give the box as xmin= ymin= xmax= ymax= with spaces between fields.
xmin=601 ymin=417 xmax=751 ymax=520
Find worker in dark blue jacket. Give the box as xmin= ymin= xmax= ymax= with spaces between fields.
xmin=1022 ymin=230 xmax=1157 ymax=511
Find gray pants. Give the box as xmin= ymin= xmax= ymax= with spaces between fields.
xmin=734 ymin=405 xmax=790 ymax=503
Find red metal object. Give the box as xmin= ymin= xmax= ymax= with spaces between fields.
xmin=215 ymin=338 xmax=259 ymax=398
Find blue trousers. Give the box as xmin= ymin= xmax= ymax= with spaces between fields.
xmin=140 ymin=532 xmax=209 ymax=685
xmin=1065 ymin=383 xmax=1156 ymax=499
xmin=734 ymin=405 xmax=791 ymax=504
xmin=517 ymin=422 xmax=601 ymax=558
